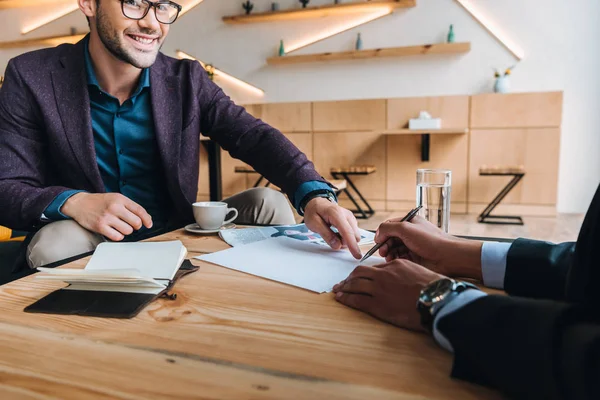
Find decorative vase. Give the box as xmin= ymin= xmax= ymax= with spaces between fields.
xmin=494 ymin=76 xmax=510 ymax=93
xmin=355 ymin=33 xmax=363 ymax=51
xmin=447 ymin=24 xmax=455 ymax=43
xmin=271 ymin=2 xmax=279 ymax=11
xmin=278 ymin=40 xmax=285 ymax=56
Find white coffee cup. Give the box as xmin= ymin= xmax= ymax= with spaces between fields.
xmin=192 ymin=202 xmax=238 ymax=230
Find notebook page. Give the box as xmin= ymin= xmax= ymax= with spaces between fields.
xmin=85 ymin=241 xmax=186 ymax=280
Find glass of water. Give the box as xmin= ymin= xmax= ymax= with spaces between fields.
xmin=416 ymin=169 xmax=452 ymax=232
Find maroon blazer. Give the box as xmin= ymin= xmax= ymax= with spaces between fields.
xmin=0 ymin=37 xmax=324 ymax=230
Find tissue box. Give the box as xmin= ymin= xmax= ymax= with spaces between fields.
xmin=409 ymin=118 xmax=442 ymax=130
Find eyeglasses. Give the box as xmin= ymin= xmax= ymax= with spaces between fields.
xmin=120 ymin=0 xmax=182 ymax=25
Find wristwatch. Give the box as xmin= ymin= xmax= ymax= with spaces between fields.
xmin=299 ymin=189 xmax=337 ymax=215
xmin=417 ymin=278 xmax=478 ymax=332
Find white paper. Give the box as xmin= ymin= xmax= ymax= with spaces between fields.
xmin=219 ymin=223 xmax=375 ymax=248
xmin=196 ymin=237 xmax=385 ymax=293
xmin=85 ymin=241 xmax=187 ymax=280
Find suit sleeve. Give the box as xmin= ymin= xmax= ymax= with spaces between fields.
xmin=196 ymin=63 xmax=328 ymax=203
xmin=0 ymin=59 xmax=74 ymax=230
xmin=504 ymin=238 xmax=576 ymax=300
xmin=438 ymin=295 xmax=600 ymax=400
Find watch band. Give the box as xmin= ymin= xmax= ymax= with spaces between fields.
xmin=299 ymin=189 xmax=337 ymax=215
xmin=418 ymin=279 xmax=478 ymax=332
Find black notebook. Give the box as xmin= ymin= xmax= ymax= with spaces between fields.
xmin=25 ymin=241 xmax=198 ymax=318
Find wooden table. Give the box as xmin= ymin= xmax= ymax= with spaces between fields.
xmin=0 ymin=229 xmax=502 ymax=399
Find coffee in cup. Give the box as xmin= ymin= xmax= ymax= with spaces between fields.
xmin=192 ymin=202 xmax=238 ymax=230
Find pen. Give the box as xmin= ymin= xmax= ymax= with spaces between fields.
xmin=359 ymin=205 xmax=423 ymax=263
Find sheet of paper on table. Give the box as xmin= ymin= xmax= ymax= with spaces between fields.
xmin=196 ymin=237 xmax=385 ymax=293
xmin=219 ymin=223 xmax=375 ymax=248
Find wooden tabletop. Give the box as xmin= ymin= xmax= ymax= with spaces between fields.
xmin=0 ymin=229 xmax=502 ymax=399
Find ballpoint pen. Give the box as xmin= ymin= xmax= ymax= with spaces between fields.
xmin=359 ymin=205 xmax=423 ymax=263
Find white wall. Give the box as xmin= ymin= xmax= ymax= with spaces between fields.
xmin=1 ymin=0 xmax=599 ymax=213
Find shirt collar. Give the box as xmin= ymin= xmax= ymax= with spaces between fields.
xmin=84 ymin=37 xmax=150 ymax=101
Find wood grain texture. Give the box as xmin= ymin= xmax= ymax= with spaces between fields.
xmin=222 ymin=0 xmax=415 ymax=24
xmin=0 ymin=230 xmax=501 ymax=399
xmin=468 ymin=129 xmax=560 ymax=207
xmin=314 ymin=132 xmax=387 ymax=201
xmin=388 ymin=95 xmax=470 ymax=130
xmin=313 ymin=100 xmax=387 ymax=132
xmin=246 ymin=103 xmax=312 ymax=132
xmin=0 ymin=321 xmax=421 ymax=400
xmin=268 ymin=43 xmax=470 ymax=65
xmin=470 ymin=92 xmax=563 ymax=129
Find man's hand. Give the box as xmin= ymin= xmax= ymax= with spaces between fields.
xmin=333 ymin=259 xmax=444 ymax=331
xmin=61 ymin=193 xmax=153 ymax=241
xmin=303 ymin=197 xmax=362 ymax=259
xmin=375 ymin=216 xmax=482 ymax=280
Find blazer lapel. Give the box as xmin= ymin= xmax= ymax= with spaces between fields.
xmin=51 ymin=39 xmax=104 ymax=191
xmin=150 ymin=59 xmax=182 ymax=195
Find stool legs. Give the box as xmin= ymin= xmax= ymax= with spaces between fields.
xmin=332 ymin=172 xmax=375 ymax=219
xmin=478 ymin=174 xmax=525 ymax=225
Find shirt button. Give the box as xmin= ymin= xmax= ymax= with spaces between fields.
xmin=118 ymin=149 xmax=124 ymax=155
xmin=121 ymin=180 xmax=127 ymax=186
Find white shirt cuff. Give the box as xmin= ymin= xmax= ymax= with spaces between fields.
xmin=433 ymin=290 xmax=488 ymax=353
xmin=480 ymin=241 xmax=511 ymax=289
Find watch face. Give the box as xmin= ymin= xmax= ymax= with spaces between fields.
xmin=421 ymin=278 xmax=454 ymax=306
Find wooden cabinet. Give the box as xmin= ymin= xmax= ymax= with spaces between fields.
xmin=313 ymin=100 xmax=386 ymax=132
xmin=387 ymin=95 xmax=469 ymax=130
xmin=470 ymin=92 xmax=563 ymax=129
xmin=212 ymin=92 xmax=562 ymax=215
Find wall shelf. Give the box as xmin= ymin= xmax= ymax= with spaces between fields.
xmin=0 ymin=0 xmax=72 ymax=9
xmin=0 ymin=33 xmax=86 ymax=49
xmin=222 ymin=0 xmax=415 ymax=24
xmin=267 ymin=42 xmax=471 ymax=65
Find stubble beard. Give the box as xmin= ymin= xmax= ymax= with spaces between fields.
xmin=95 ymin=6 xmax=163 ymax=69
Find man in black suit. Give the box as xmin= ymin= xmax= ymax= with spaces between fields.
xmin=333 ymin=184 xmax=600 ymax=399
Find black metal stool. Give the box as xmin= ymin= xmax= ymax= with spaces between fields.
xmin=330 ymin=165 xmax=376 ymax=219
xmin=478 ymin=165 xmax=526 ymax=225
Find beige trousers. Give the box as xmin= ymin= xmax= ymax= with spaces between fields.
xmin=27 ymin=187 xmax=296 ymax=269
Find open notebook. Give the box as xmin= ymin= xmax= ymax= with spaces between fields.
xmin=36 ymin=240 xmax=188 ymax=295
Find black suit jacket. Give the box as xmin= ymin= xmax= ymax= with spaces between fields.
xmin=438 ymin=183 xmax=600 ymax=400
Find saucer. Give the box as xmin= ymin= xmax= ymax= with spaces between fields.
xmin=184 ymin=223 xmax=236 ymax=235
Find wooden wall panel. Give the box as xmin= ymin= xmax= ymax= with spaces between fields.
xmin=468 ymin=129 xmax=560 ymax=210
xmin=220 ymin=149 xmax=251 ymax=198
xmin=386 ymin=134 xmax=469 ymax=212
xmin=470 ymin=92 xmax=563 ymax=128
xmin=313 ymin=132 xmax=387 ymax=201
xmin=387 ymin=96 xmax=469 ymax=130
xmin=245 ymin=103 xmax=312 ymax=132
xmin=313 ymin=100 xmax=386 ymax=132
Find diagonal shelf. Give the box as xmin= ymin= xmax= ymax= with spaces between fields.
xmin=267 ymin=42 xmax=471 ymax=65
xmin=0 ymin=33 xmax=87 ymax=49
xmin=223 ymin=0 xmax=415 ymax=24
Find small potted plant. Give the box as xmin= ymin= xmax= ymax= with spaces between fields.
xmin=242 ymin=1 xmax=254 ymax=14
xmin=494 ymin=65 xmax=516 ymax=93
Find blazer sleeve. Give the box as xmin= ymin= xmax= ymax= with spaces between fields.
xmin=504 ymin=238 xmax=575 ymax=300
xmin=195 ymin=63 xmax=328 ymax=202
xmin=438 ymin=295 xmax=600 ymax=400
xmin=0 ymin=59 xmax=73 ymax=230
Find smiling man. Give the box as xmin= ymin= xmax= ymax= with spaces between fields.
xmin=0 ymin=0 xmax=362 ymax=270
